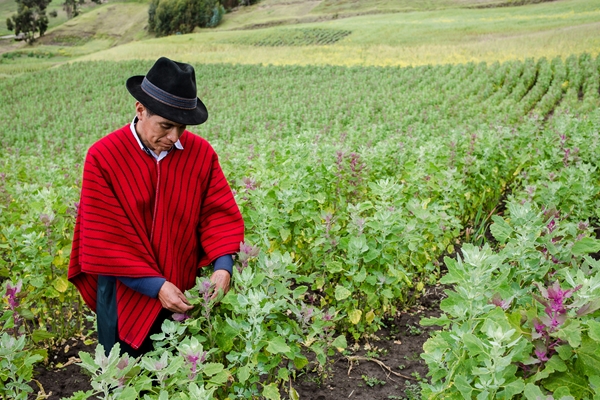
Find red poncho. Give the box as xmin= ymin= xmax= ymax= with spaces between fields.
xmin=68 ymin=125 xmax=244 ymax=349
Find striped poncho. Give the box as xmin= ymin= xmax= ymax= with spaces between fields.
xmin=68 ymin=125 xmax=244 ymax=349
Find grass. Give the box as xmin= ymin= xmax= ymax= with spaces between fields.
xmin=75 ymin=0 xmax=600 ymax=67
xmin=0 ymin=0 xmax=104 ymax=36
xmin=1 ymin=0 xmax=599 ymax=74
xmin=215 ymin=0 xmax=549 ymax=31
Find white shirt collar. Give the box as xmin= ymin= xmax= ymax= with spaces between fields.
xmin=130 ymin=117 xmax=184 ymax=162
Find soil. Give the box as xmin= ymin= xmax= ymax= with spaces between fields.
xmin=29 ymin=288 xmax=443 ymax=400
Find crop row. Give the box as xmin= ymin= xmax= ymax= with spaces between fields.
xmin=0 ymin=55 xmax=599 ymax=399
xmin=229 ymin=28 xmax=353 ymax=47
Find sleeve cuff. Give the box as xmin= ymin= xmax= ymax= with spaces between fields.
xmin=213 ymin=254 xmax=234 ymax=276
xmin=118 ymin=276 xmax=166 ymax=298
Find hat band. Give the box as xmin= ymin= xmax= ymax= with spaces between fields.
xmin=141 ymin=77 xmax=198 ymax=110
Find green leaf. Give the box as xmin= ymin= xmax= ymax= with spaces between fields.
xmin=293 ymin=355 xmax=308 ymax=370
xmin=556 ymin=344 xmax=573 ymax=360
xmin=587 ymin=320 xmax=600 ymax=342
xmin=202 ymin=362 xmax=224 ymax=377
xmin=454 ymin=375 xmax=473 ymax=399
xmin=19 ymin=309 xmax=35 ymax=320
xmin=552 ymin=386 xmax=573 ymax=399
xmin=53 ymin=276 xmax=69 ymax=293
xmin=237 ymin=365 xmax=250 ymax=383
xmin=490 ymin=216 xmax=513 ymax=243
xmin=334 ymin=285 xmax=351 ymax=301
xmin=277 ymin=367 xmax=289 ymax=381
xmin=215 ymin=323 xmax=237 ymax=352
xmin=292 ymin=286 xmax=307 ymax=298
xmin=266 ymin=337 xmax=291 ymax=354
xmin=354 ymin=268 xmax=366 ymax=283
xmin=576 ymin=337 xmax=600 ymax=377
xmin=78 ymin=351 xmax=98 ymax=373
xmin=543 ymin=371 xmax=588 ymax=399
xmin=208 ymin=370 xmax=229 ymax=386
xmin=523 ymin=383 xmax=546 ymax=400
xmin=262 ymin=383 xmax=281 ymax=400
xmin=348 ymin=309 xmax=362 ymax=325
xmin=32 ymin=330 xmax=56 ymax=343
xmin=572 ymin=237 xmax=600 ymax=256
xmin=119 ymin=387 xmax=138 ymax=399
xmin=31 ymin=348 xmax=48 ymax=362
xmin=328 ymin=261 xmax=344 ymax=273
xmin=331 ymin=335 xmax=347 ymax=351
xmin=463 ymin=333 xmax=486 ymax=356
xmin=279 ymin=228 xmax=290 ymax=242
xmin=545 ymin=355 xmax=567 ymax=373
xmin=289 ymin=385 xmax=300 ymax=400
xmin=558 ymin=320 xmax=582 ymax=347
xmin=421 ymin=314 xmax=451 ymax=327
xmin=497 ymin=378 xmax=525 ymax=399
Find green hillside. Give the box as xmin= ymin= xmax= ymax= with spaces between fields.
xmin=77 ymin=0 xmax=600 ymax=66
xmin=0 ymin=0 xmax=104 ymax=36
xmin=0 ymin=0 xmax=599 ymax=76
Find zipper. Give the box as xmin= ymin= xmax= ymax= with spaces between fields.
xmin=150 ymin=160 xmax=160 ymax=241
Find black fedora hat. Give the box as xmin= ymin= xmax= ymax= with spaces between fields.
xmin=126 ymin=57 xmax=208 ymax=125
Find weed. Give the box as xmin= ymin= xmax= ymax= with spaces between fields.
xmin=405 ymin=323 xmax=423 ymax=336
xmin=361 ymin=375 xmax=387 ymax=387
xmin=404 ymin=380 xmax=422 ymax=400
xmin=403 ymin=352 xmax=421 ymax=362
xmin=366 ymin=347 xmax=388 ymax=358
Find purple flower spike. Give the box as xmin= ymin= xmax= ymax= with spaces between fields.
xmin=183 ymin=350 xmax=207 ymax=379
xmin=490 ymin=293 xmax=511 ymax=310
xmin=534 ymin=348 xmax=549 ymax=362
xmin=5 ymin=280 xmax=22 ymax=310
xmin=116 ymin=357 xmax=129 ymax=370
xmin=238 ymin=242 xmax=260 ymax=270
xmin=242 ymin=177 xmax=257 ymax=191
xmin=546 ymin=281 xmax=581 ymax=312
xmin=547 ymin=219 xmax=556 ymax=234
xmin=240 ymin=242 xmax=260 ymax=257
xmin=173 ymin=313 xmax=191 ymax=322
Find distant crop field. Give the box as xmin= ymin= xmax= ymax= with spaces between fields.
xmin=73 ymin=0 xmax=599 ymax=67
xmin=1 ymin=0 xmax=598 ymax=74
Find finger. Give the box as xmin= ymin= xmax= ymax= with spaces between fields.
xmin=210 ymin=289 xmax=222 ymax=301
xmin=178 ymin=293 xmax=191 ymax=305
xmin=171 ymin=301 xmax=193 ymax=313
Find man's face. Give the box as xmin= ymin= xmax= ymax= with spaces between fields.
xmin=135 ymin=102 xmax=186 ymax=154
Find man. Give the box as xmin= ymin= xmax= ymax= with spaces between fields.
xmin=68 ymin=57 xmax=244 ymax=356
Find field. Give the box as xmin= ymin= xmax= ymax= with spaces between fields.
xmin=0 ymin=0 xmax=599 ymax=75
xmin=1 ymin=0 xmax=600 ymax=399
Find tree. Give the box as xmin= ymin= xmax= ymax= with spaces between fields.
xmin=6 ymin=0 xmax=50 ymax=43
xmin=63 ymin=0 xmax=100 ymax=20
xmin=148 ymin=0 xmax=223 ymax=37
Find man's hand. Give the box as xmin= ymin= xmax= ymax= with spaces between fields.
xmin=158 ymin=281 xmax=193 ymax=313
xmin=210 ymin=270 xmax=231 ymax=301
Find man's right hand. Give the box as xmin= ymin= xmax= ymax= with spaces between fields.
xmin=158 ymin=281 xmax=193 ymax=313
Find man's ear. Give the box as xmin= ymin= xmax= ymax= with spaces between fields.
xmin=135 ymin=101 xmax=145 ymax=120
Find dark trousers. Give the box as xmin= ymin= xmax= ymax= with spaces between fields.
xmin=97 ymin=275 xmax=170 ymax=358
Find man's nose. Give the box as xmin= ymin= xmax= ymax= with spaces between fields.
xmin=166 ymin=129 xmax=178 ymax=143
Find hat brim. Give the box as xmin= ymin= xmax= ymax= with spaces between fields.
xmin=126 ymin=75 xmax=208 ymax=126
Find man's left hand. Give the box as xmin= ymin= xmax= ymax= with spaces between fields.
xmin=210 ymin=270 xmax=230 ymax=301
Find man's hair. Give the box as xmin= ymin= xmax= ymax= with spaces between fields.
xmin=141 ymin=103 xmax=156 ymax=117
